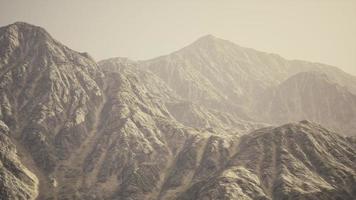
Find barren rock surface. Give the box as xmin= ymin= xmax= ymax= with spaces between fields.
xmin=179 ymin=121 xmax=356 ymax=200
xmin=0 ymin=120 xmax=38 ymax=200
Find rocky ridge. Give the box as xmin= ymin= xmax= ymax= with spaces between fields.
xmin=179 ymin=121 xmax=356 ymax=200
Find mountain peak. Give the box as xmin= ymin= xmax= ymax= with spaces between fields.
xmin=198 ymin=34 xmax=217 ymax=40
xmin=1 ymin=21 xmax=52 ymax=40
xmin=0 ymin=22 xmax=54 ymax=58
xmin=181 ymin=34 xmax=255 ymax=55
xmin=193 ymin=34 xmax=222 ymax=45
xmin=177 ymin=34 xmax=237 ymax=54
xmin=8 ymin=21 xmax=38 ymax=28
xmin=183 ymin=34 xmax=229 ymax=50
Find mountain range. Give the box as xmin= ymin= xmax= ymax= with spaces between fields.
xmin=0 ymin=22 xmax=355 ymax=200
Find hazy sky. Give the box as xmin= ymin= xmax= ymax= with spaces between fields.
xmin=0 ymin=0 xmax=355 ymax=75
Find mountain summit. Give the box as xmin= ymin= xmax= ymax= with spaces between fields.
xmin=140 ymin=32 xmax=356 ymax=136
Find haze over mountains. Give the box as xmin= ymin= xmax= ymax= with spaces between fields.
xmin=0 ymin=22 xmax=355 ymax=200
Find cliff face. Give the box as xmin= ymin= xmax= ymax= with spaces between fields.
xmin=0 ymin=22 xmax=355 ymax=200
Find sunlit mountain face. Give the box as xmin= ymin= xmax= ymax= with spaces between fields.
xmin=0 ymin=22 xmax=355 ymax=200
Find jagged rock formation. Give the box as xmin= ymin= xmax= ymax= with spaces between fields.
xmin=0 ymin=120 xmax=38 ymax=200
xmin=51 ymin=58 xmax=249 ymax=199
xmin=0 ymin=22 xmax=355 ymax=200
xmin=179 ymin=121 xmax=356 ymax=200
xmin=0 ymin=22 xmax=104 ymax=198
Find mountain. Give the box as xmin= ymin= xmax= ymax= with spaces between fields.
xmin=99 ymin=57 xmax=265 ymax=133
xmin=139 ymin=35 xmax=356 ymax=135
xmin=0 ymin=22 xmax=355 ymax=200
xmin=179 ymin=121 xmax=356 ymax=200
xmin=0 ymin=22 xmax=105 ymax=198
xmin=0 ymin=23 xmax=254 ymax=199
xmin=258 ymin=71 xmax=356 ymax=136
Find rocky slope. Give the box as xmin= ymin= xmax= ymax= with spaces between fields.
xmin=259 ymin=72 xmax=356 ymax=135
xmin=139 ymin=35 xmax=356 ymax=135
xmin=50 ymin=57 xmax=250 ymax=199
xmin=259 ymin=71 xmax=356 ymax=136
xmin=99 ymin=57 xmax=264 ymax=133
xmin=179 ymin=121 xmax=356 ymax=200
xmin=0 ymin=22 xmax=355 ymax=200
xmin=0 ymin=22 xmax=104 ymax=198
xmin=0 ymin=120 xmax=38 ymax=200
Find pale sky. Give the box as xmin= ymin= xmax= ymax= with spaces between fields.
xmin=0 ymin=0 xmax=355 ymax=75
